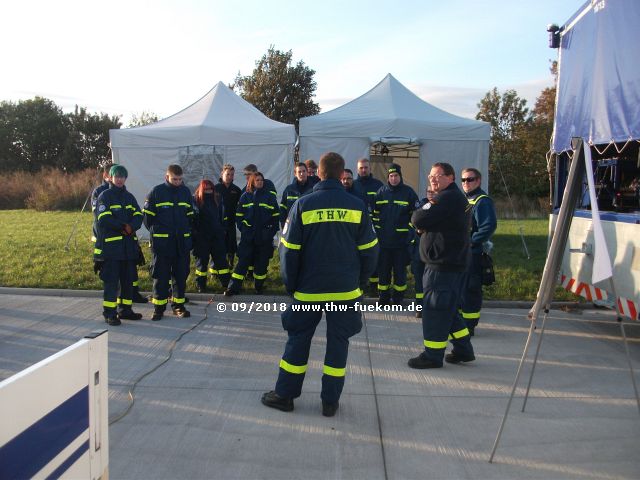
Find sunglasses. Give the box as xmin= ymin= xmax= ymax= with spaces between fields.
xmin=461 ymin=177 xmax=477 ymax=183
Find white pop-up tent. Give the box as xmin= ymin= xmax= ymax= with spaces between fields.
xmin=299 ymin=74 xmax=490 ymax=194
xmin=109 ymin=81 xmax=296 ymax=205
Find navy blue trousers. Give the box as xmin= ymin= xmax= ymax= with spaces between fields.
xmin=151 ymin=253 xmax=190 ymax=310
xmin=421 ymin=268 xmax=473 ymax=363
xmin=275 ymin=301 xmax=363 ymax=404
xmin=460 ymin=253 xmax=483 ymax=329
xmin=100 ymin=259 xmax=135 ymax=318
xmin=228 ymin=242 xmax=273 ymax=292
xmin=194 ymin=236 xmax=230 ymax=289
xmin=378 ymin=247 xmax=409 ymax=301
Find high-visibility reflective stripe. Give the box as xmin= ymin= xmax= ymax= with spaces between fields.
xmin=357 ymin=238 xmax=378 ymax=250
xmin=208 ymin=268 xmax=218 ymax=274
xmin=97 ymin=211 xmax=112 ymax=220
xmin=178 ymin=202 xmax=191 ymax=208
xmin=242 ymin=203 xmax=253 ymax=208
xmin=109 ymin=204 xmax=122 ymax=209
xmin=156 ymin=202 xmax=174 ymax=207
xmin=217 ymin=268 xmax=230 ymax=274
xmin=366 ymin=191 xmax=376 ymax=196
xmin=279 ymin=359 xmax=307 ymax=374
xmin=369 ymin=277 xmax=379 ymax=282
xmin=294 ymin=289 xmax=362 ymax=302
xmin=195 ymin=269 xmax=207 ymax=277
xmin=173 ymin=297 xmax=186 ymax=304
xmin=242 ymin=220 xmax=251 ymax=227
xmin=393 ymin=284 xmax=407 ymax=291
xmin=259 ymin=203 xmax=274 ymax=209
xmin=248 ymin=266 xmax=254 ymax=271
xmin=374 ymin=225 xmax=381 ymax=229
xmin=91 ymin=236 xmax=97 ymax=242
xmin=393 ymin=200 xmax=409 ymax=206
xmin=395 ymin=228 xmax=409 ymax=232
xmin=183 ymin=233 xmax=190 ymax=237
xmin=375 ymin=200 xmax=389 ymax=205
xmin=323 ymin=365 xmax=346 ymax=377
xmin=121 ymin=298 xmax=133 ymax=306
xmin=270 ymin=190 xmax=277 ymax=196
xmin=105 ymin=236 xmax=123 ymax=242
xmin=371 ymin=217 xmax=380 ymax=222
xmin=280 ymin=204 xmax=287 ymax=210
xmin=461 ymin=311 xmax=481 ymax=319
xmin=132 ymin=281 xmax=138 ymax=287
xmin=286 ymin=195 xmax=299 ymax=201
xmin=133 ymin=211 xmax=143 ymax=216
xmin=231 ymin=272 xmax=244 ymax=280
xmin=280 ymin=238 xmax=301 ymax=250
xmin=302 ymin=209 xmax=362 ymax=224
xmin=424 ymin=339 xmax=447 ymax=349
xmin=143 ymin=209 xmax=156 ymax=216
xmin=153 ymin=233 xmax=169 ymax=238
xmin=415 ymin=292 xmax=424 ymax=299
xmin=378 ymin=284 xmax=390 ymax=291
xmin=450 ymin=328 xmax=470 ymax=339
xmin=94 ymin=248 xmax=102 ymax=255
xmin=126 ymin=205 xmax=136 ymax=210
xmin=187 ymin=211 xmax=194 ymax=216
xmin=468 ymin=194 xmax=489 ymax=206
xmin=236 ymin=212 xmax=244 ymax=216
xmin=152 ymin=298 xmax=168 ymax=305
xmin=272 ymin=212 xmax=279 ymax=217
xmin=253 ymin=273 xmax=267 ymax=280
xmin=103 ymin=300 xmax=117 ymax=308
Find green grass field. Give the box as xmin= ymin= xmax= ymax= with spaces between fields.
xmin=0 ymin=210 xmax=575 ymax=301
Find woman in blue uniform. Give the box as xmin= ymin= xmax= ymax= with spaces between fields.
xmin=192 ymin=179 xmax=231 ymax=293
xmin=224 ymin=172 xmax=279 ymax=295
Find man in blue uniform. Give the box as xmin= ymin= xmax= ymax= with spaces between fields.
xmin=279 ymin=162 xmax=314 ymax=228
xmin=92 ymin=163 xmax=147 ymax=304
xmin=214 ymin=164 xmax=242 ymax=267
xmin=409 ymin=162 xmax=474 ymax=369
xmin=143 ymin=164 xmax=194 ymax=320
xmin=262 ymin=152 xmax=379 ymax=417
xmin=353 ymin=158 xmax=384 ymax=295
xmin=341 ymin=168 xmax=367 ymax=203
xmin=94 ymin=165 xmax=144 ymax=326
xmin=304 ymin=159 xmax=320 ymax=187
xmin=460 ymin=168 xmax=497 ymax=336
xmin=373 ymin=164 xmax=419 ymax=305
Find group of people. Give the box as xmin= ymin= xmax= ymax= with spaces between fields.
xmin=91 ymin=153 xmax=496 ymax=417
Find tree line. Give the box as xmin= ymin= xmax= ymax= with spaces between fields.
xmin=0 ymin=47 xmax=557 ymax=201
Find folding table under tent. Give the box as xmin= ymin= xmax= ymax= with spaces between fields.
xmin=109 ymin=82 xmax=296 ymax=208
xmin=299 ymin=73 xmax=490 ymax=194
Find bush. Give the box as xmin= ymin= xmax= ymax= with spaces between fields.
xmin=0 ymin=168 xmax=99 ymax=211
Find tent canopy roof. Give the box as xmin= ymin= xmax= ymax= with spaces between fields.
xmin=299 ymin=74 xmax=489 ymax=141
xmin=110 ymin=82 xmax=296 ymax=148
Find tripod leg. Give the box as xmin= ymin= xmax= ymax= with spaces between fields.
xmin=521 ymin=308 xmax=550 ymax=412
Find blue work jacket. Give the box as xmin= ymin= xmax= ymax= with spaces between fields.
xmin=279 ymin=179 xmax=379 ymax=302
xmin=94 ymin=184 xmax=143 ymax=261
xmin=143 ymin=181 xmax=195 ymax=256
xmin=373 ymin=182 xmax=419 ymax=248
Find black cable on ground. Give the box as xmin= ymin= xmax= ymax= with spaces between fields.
xmin=361 ymin=311 xmax=390 ymax=480
xmin=109 ymin=298 xmax=215 ymax=425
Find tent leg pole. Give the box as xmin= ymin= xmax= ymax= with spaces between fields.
xmin=521 ymin=308 xmax=550 ymax=412
xmin=488 ymin=313 xmax=538 ymax=463
xmin=608 ymin=278 xmax=640 ymax=415
xmin=618 ymin=320 xmax=640 ymax=416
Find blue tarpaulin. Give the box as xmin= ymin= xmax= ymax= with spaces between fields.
xmin=552 ymin=0 xmax=640 ymax=153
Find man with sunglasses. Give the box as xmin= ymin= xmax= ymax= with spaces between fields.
xmin=408 ymin=162 xmax=474 ymax=369
xmin=460 ymin=168 xmax=497 ymax=336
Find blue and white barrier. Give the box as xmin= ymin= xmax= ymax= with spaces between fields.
xmin=0 ymin=330 xmax=109 ymax=479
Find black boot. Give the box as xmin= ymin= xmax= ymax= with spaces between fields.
xmin=151 ymin=306 xmax=165 ymax=321
xmin=261 ymin=391 xmax=294 ymax=412
xmin=118 ymin=309 xmax=143 ymax=321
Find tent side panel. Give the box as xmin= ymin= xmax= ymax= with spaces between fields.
xmin=224 ymin=144 xmax=294 ymax=197
xmin=299 ymin=137 xmax=370 ymax=174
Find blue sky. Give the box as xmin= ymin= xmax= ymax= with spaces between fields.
xmin=0 ymin=0 xmax=581 ymax=123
